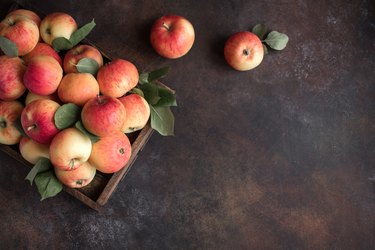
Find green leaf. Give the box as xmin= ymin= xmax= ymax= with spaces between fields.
xmin=139 ymin=72 xmax=149 ymax=84
xmin=129 ymin=87 xmax=144 ymax=97
xmin=139 ymin=82 xmax=161 ymax=105
xmin=263 ymin=44 xmax=268 ymax=55
xmin=69 ymin=19 xmax=96 ymax=47
xmin=25 ymin=157 xmax=51 ymax=185
xmin=34 ymin=170 xmax=63 ymax=201
xmin=0 ymin=36 xmax=18 ymax=57
xmin=252 ymin=24 xmax=267 ymax=39
xmin=264 ymin=31 xmax=289 ymax=50
xmin=147 ymin=67 xmax=170 ymax=82
xmin=52 ymin=37 xmax=73 ymax=52
xmin=150 ymin=106 xmax=175 ymax=136
xmin=75 ymin=120 xmax=100 ymax=143
xmin=54 ymin=103 xmax=82 ymax=130
xmin=14 ymin=116 xmax=28 ymax=137
xmin=154 ymin=86 xmax=177 ymax=107
xmin=76 ymin=57 xmax=99 ymax=75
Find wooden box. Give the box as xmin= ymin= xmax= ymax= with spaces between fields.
xmin=0 ymin=2 xmax=156 ymax=211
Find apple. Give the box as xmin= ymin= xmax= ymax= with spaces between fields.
xmin=224 ymin=31 xmax=264 ymax=71
xmin=23 ymin=55 xmax=63 ymax=96
xmin=54 ymin=161 xmax=96 ymax=188
xmin=39 ymin=12 xmax=77 ymax=46
xmin=0 ymin=100 xmax=24 ymax=145
xmin=25 ymin=91 xmax=60 ymax=106
xmin=22 ymin=42 xmax=63 ymax=66
xmin=0 ymin=55 xmax=26 ymax=101
xmin=5 ymin=9 xmax=41 ymax=27
xmin=119 ymin=94 xmax=150 ymax=133
xmin=49 ymin=127 xmax=92 ymax=171
xmin=150 ymin=15 xmax=195 ymax=59
xmin=96 ymin=58 xmax=139 ymax=98
xmin=81 ymin=95 xmax=126 ymax=137
xmin=21 ymin=99 xmax=60 ymax=144
xmin=19 ymin=136 xmax=49 ymax=164
xmin=63 ymin=44 xmax=104 ymax=73
xmin=57 ymin=73 xmax=99 ymax=106
xmin=0 ymin=15 xmax=39 ymax=56
xmin=89 ymin=131 xmax=132 ymax=174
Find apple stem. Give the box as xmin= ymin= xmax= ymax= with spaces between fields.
xmin=26 ymin=124 xmax=36 ymax=131
xmin=243 ymin=48 xmax=250 ymax=56
xmin=76 ymin=179 xmax=83 ymax=186
xmin=119 ymin=148 xmax=125 ymax=155
xmin=0 ymin=120 xmax=6 ymax=128
xmin=162 ymin=22 xmax=170 ymax=31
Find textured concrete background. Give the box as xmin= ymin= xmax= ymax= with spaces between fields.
xmin=0 ymin=0 xmax=374 ymax=249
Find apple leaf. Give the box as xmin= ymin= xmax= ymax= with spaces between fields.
xmin=34 ymin=170 xmax=63 ymax=201
xmin=75 ymin=120 xmax=100 ymax=143
xmin=129 ymin=87 xmax=144 ymax=97
xmin=54 ymin=103 xmax=82 ymax=130
xmin=69 ymin=19 xmax=96 ymax=47
xmin=76 ymin=57 xmax=99 ymax=75
xmin=154 ymin=85 xmax=177 ymax=107
xmin=0 ymin=36 xmax=18 ymax=57
xmin=52 ymin=37 xmax=73 ymax=52
xmin=252 ymin=24 xmax=268 ymax=40
xmin=139 ymin=82 xmax=161 ymax=105
xmin=139 ymin=66 xmax=170 ymax=84
xmin=264 ymin=31 xmax=289 ymax=50
xmin=25 ymin=157 xmax=51 ymax=185
xmin=150 ymin=106 xmax=175 ymax=136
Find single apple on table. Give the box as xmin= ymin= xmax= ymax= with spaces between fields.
xmin=57 ymin=73 xmax=100 ymax=106
xmin=39 ymin=12 xmax=77 ymax=46
xmin=21 ymin=99 xmax=60 ymax=144
xmin=150 ymin=14 xmax=195 ymax=59
xmin=5 ymin=9 xmax=41 ymax=27
xmin=0 ymin=100 xmax=24 ymax=145
xmin=23 ymin=55 xmax=63 ymax=96
xmin=22 ymin=42 xmax=63 ymax=66
xmin=81 ymin=95 xmax=126 ymax=137
xmin=63 ymin=44 xmax=103 ymax=73
xmin=224 ymin=31 xmax=264 ymax=71
xmin=24 ymin=91 xmax=60 ymax=106
xmin=119 ymin=94 xmax=150 ymax=133
xmin=54 ymin=161 xmax=96 ymax=188
xmin=19 ymin=136 xmax=50 ymax=164
xmin=0 ymin=15 xmax=39 ymax=56
xmin=0 ymin=55 xmax=26 ymax=101
xmin=49 ymin=127 xmax=92 ymax=171
xmin=96 ymin=58 xmax=139 ymax=98
xmin=89 ymin=131 xmax=132 ymax=174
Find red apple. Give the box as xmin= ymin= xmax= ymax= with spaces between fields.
xmin=54 ymin=161 xmax=96 ymax=188
xmin=89 ymin=131 xmax=132 ymax=174
xmin=0 ymin=55 xmax=26 ymax=101
xmin=23 ymin=55 xmax=63 ymax=96
xmin=150 ymin=15 xmax=195 ymax=59
xmin=22 ymin=42 xmax=63 ymax=66
xmin=49 ymin=127 xmax=92 ymax=171
xmin=81 ymin=95 xmax=126 ymax=136
xmin=19 ymin=136 xmax=49 ymax=164
xmin=0 ymin=15 xmax=39 ymax=56
xmin=39 ymin=12 xmax=77 ymax=46
xmin=63 ymin=44 xmax=104 ymax=74
xmin=58 ymin=73 xmax=99 ymax=106
xmin=21 ymin=99 xmax=60 ymax=144
xmin=224 ymin=31 xmax=264 ymax=71
xmin=24 ymin=91 xmax=60 ymax=106
xmin=5 ymin=9 xmax=41 ymax=27
xmin=119 ymin=94 xmax=150 ymax=133
xmin=97 ymin=59 xmax=139 ymax=98
xmin=0 ymin=100 xmax=24 ymax=145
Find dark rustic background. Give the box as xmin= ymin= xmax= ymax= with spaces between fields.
xmin=0 ymin=0 xmax=374 ymax=249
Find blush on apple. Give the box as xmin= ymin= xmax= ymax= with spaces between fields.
xmin=81 ymin=95 xmax=126 ymax=137
xmin=224 ymin=31 xmax=264 ymax=71
xmin=23 ymin=55 xmax=63 ymax=96
xmin=0 ymin=55 xmax=27 ymax=101
xmin=63 ymin=44 xmax=104 ymax=74
xmin=22 ymin=42 xmax=63 ymax=66
xmin=96 ymin=59 xmax=139 ymax=98
xmin=0 ymin=100 xmax=24 ymax=145
xmin=89 ymin=131 xmax=132 ymax=174
xmin=150 ymin=14 xmax=195 ymax=59
xmin=21 ymin=99 xmax=60 ymax=144
xmin=49 ymin=127 xmax=92 ymax=171
xmin=58 ymin=73 xmax=100 ymax=106
xmin=5 ymin=9 xmax=41 ymax=27
xmin=54 ymin=161 xmax=96 ymax=188
xmin=119 ymin=94 xmax=150 ymax=133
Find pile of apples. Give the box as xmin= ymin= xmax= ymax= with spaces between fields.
xmin=0 ymin=9 xmax=152 ymax=189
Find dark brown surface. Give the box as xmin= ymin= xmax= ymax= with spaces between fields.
xmin=1 ymin=0 xmax=374 ymax=249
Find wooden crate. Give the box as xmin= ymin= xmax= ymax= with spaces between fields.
xmin=0 ymin=2 xmax=157 ymax=211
